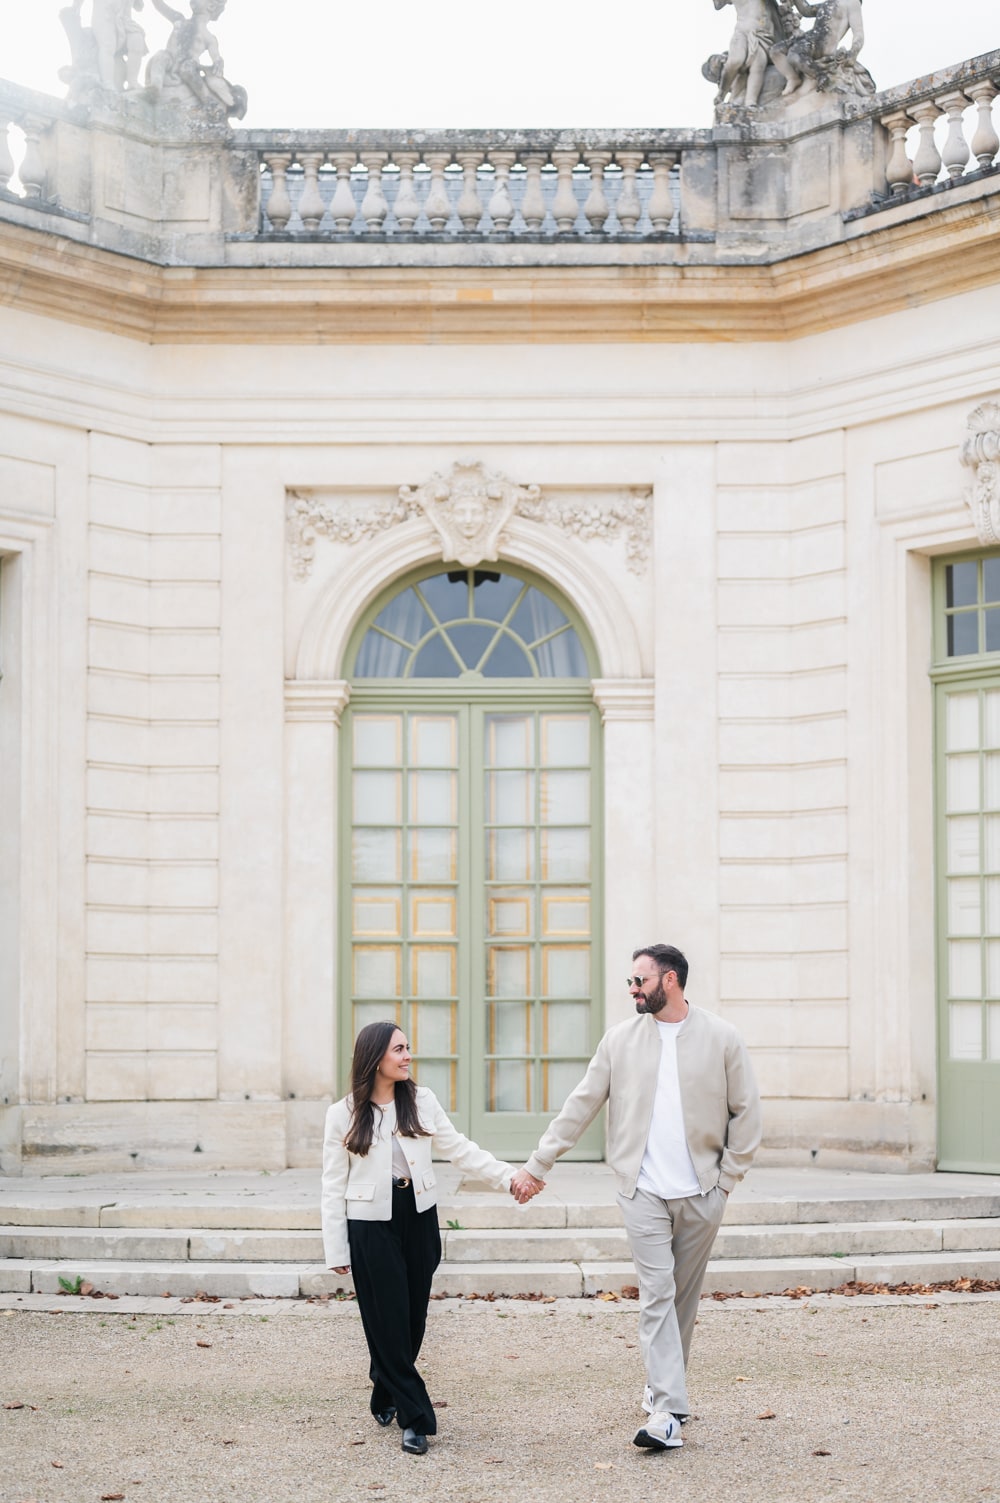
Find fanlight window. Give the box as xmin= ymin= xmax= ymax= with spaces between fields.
xmin=353 ymin=569 xmax=590 ymax=679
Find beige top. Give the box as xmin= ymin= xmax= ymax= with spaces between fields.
xmin=523 ymin=1004 xmax=761 ymax=1198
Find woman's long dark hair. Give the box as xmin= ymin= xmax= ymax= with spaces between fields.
xmin=343 ymin=1020 xmax=431 ymax=1157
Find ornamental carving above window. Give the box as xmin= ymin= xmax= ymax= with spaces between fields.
xmin=285 ymin=462 xmax=651 ymax=579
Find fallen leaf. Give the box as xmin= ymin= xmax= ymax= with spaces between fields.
xmin=621 ymin=1286 xmax=639 ymax=1299
xmin=223 ymin=1303 xmax=234 ymax=1309
xmin=757 ymin=1410 xmax=776 ymax=1420
xmin=432 ymin=1401 xmax=448 ymax=1408
xmin=221 ymin=1439 xmax=236 ymax=1446
xmin=504 ymin=1354 xmax=518 ymax=1360
xmin=101 ymin=1494 xmax=126 ymax=1500
xmin=196 ymin=1340 xmax=212 ymax=1349
xmin=80 ymin=1282 xmax=94 ymax=1297
xmin=595 ymin=1462 xmax=614 ymax=1470
xmin=596 ymin=1291 xmax=619 ymax=1302
xmin=51 ymin=1461 xmax=64 ymax=1468
xmin=349 ymin=1439 xmax=365 ymax=1446
xmin=812 ymin=1449 xmax=832 ymax=1456
xmin=485 ymin=1458 xmax=503 ymax=1464
xmin=4 ymin=1401 xmax=25 ymax=1409
xmin=734 ymin=1376 xmax=747 ymax=1383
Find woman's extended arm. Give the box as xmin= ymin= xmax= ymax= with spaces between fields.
xmin=423 ymin=1092 xmax=513 ymax=1191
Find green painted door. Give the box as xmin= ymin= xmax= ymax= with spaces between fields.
xmin=341 ymin=566 xmax=604 ymax=1158
xmin=933 ymin=554 xmax=1000 ymax=1171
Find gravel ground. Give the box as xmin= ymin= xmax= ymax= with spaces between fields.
xmin=2 ymin=1296 xmax=999 ymax=1503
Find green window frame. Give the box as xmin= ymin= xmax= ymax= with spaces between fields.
xmin=931 ymin=550 xmax=1000 ymax=1172
xmin=340 ymin=565 xmax=604 ymax=1156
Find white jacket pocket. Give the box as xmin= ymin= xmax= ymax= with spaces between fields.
xmin=421 ymin=1169 xmax=436 ymax=1191
xmin=345 ymin=1184 xmax=376 ymax=1202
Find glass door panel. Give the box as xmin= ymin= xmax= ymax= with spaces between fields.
xmin=935 ymin=677 xmax=1000 ymax=1170
xmin=477 ymin=707 xmax=600 ymax=1154
xmin=348 ymin=710 xmax=460 ymax=1111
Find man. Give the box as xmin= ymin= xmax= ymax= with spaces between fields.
xmin=511 ymin=943 xmax=761 ymax=1452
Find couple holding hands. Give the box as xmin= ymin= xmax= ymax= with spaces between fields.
xmin=321 ymin=943 xmax=761 ymax=1457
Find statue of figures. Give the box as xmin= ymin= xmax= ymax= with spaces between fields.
xmin=781 ymin=0 xmax=874 ymax=99
xmin=711 ymin=0 xmax=801 ymax=110
xmin=92 ymin=0 xmax=148 ymax=90
xmin=708 ymin=0 xmax=873 ymax=111
xmin=144 ymin=0 xmax=247 ymax=118
xmin=60 ymin=0 xmax=147 ymax=99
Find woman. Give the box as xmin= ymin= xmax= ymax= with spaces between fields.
xmin=322 ymin=1020 xmax=514 ymax=1455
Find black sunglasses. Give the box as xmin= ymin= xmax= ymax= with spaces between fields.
xmin=626 ymin=974 xmax=656 ymax=988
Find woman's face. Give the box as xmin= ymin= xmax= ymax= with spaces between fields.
xmin=376 ymin=1028 xmax=412 ymax=1089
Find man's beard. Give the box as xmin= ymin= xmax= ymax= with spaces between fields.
xmin=635 ymin=978 xmax=666 ymax=1015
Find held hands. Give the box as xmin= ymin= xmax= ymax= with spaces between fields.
xmin=509 ymin=1168 xmax=545 ymax=1205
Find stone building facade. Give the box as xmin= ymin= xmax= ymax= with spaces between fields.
xmin=1 ymin=16 xmax=999 ymax=1175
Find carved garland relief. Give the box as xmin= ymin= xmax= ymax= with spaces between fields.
xmin=961 ymin=403 xmax=1000 ymax=546
xmin=286 ymin=462 xmax=652 ymax=580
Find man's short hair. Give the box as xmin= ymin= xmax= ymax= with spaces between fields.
xmin=632 ymin=943 xmax=689 ymax=990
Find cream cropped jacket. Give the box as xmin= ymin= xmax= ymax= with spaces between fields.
xmin=321 ymin=1085 xmax=513 ymax=1269
xmin=523 ymin=1005 xmax=761 ymax=1199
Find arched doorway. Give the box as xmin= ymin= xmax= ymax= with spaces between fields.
xmin=341 ymin=562 xmax=603 ymax=1155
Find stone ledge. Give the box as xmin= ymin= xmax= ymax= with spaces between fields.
xmin=2 ymin=191 xmax=999 ymax=346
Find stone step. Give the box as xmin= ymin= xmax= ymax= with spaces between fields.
xmin=4 ymin=1189 xmax=1000 ymax=1232
xmin=3 ymin=1248 xmax=999 ymax=1301
xmin=2 ymin=1218 xmax=999 ymax=1266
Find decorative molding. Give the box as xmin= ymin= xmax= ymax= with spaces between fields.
xmin=284 ymin=679 xmax=352 ymax=724
xmin=399 ymin=463 xmax=540 ymax=568
xmin=591 ymin=678 xmax=655 ymax=722
xmin=287 ymin=466 xmax=651 ymax=579
xmin=286 ymin=492 xmax=421 ymax=581
xmin=519 ymin=489 xmax=651 ymax=575
xmin=961 ymin=401 xmax=1000 ymax=544
xmin=294 ymin=516 xmax=644 ymax=682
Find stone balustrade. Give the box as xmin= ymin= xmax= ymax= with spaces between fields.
xmin=250 ymin=134 xmax=694 ymax=239
xmin=2 ymin=47 xmax=1000 ymax=262
xmin=879 ymin=56 xmax=1000 ymax=195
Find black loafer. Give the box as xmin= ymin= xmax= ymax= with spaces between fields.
xmin=373 ymin=1406 xmax=396 ymax=1427
xmin=401 ymin=1428 xmax=428 ymax=1455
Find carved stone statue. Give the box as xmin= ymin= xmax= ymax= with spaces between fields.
xmin=144 ymin=0 xmax=247 ymax=118
xmin=711 ymin=0 xmax=801 ymax=110
xmin=60 ymin=0 xmax=148 ymax=100
xmin=708 ymin=0 xmax=874 ymax=114
xmin=779 ymin=0 xmax=875 ymax=102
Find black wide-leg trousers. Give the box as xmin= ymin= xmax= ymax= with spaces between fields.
xmin=348 ymin=1183 xmax=442 ymax=1435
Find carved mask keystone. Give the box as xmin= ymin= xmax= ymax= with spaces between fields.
xmin=399 ymin=463 xmax=540 ymax=567
xmin=961 ymin=402 xmax=1000 ymax=546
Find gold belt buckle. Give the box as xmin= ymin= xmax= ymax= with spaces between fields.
xmin=393 ymin=1176 xmax=411 ymax=1189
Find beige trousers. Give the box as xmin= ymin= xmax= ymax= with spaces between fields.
xmin=617 ymin=1184 xmax=728 ymax=1418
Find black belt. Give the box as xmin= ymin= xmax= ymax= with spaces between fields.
xmin=392 ymin=1176 xmax=411 ymax=1189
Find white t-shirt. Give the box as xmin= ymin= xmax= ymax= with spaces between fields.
xmin=635 ymin=1018 xmax=701 ymax=1200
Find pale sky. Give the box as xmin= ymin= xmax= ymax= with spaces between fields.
xmin=2 ymin=1 xmax=997 ymax=129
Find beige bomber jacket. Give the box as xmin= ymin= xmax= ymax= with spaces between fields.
xmin=523 ymin=1005 xmax=761 ymax=1197
xmin=321 ymin=1084 xmax=513 ymax=1269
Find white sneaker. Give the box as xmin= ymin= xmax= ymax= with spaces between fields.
xmin=633 ymin=1410 xmax=683 ymax=1450
xmin=642 ymin=1385 xmax=688 ymax=1423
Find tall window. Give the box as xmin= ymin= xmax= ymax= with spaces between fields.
xmin=342 ymin=565 xmax=603 ymax=1156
